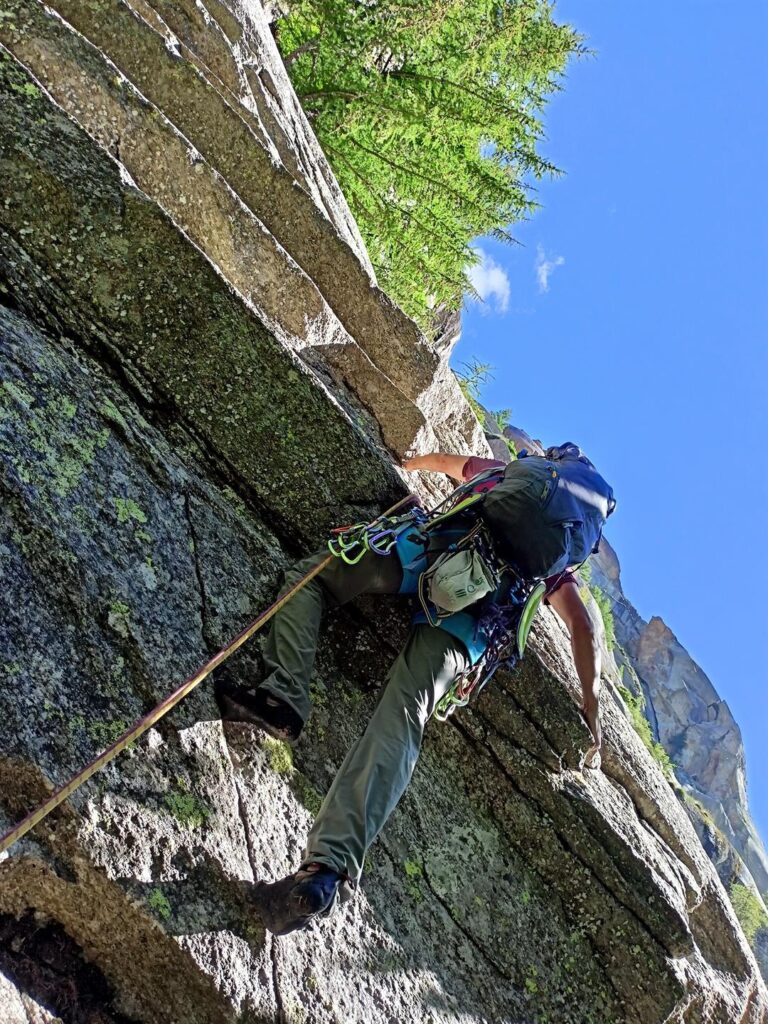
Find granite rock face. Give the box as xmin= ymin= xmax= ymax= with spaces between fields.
xmin=590 ymin=536 xmax=768 ymax=943
xmin=0 ymin=0 xmax=488 ymax=462
xmin=0 ymin=4 xmax=767 ymax=1023
xmin=430 ymin=303 xmax=463 ymax=363
xmin=635 ymin=617 xmax=768 ymax=892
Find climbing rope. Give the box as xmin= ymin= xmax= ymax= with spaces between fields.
xmin=0 ymin=495 xmax=414 ymax=856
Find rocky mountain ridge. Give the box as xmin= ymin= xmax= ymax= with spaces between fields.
xmin=1 ymin=2 xmax=766 ymax=1022
xmin=587 ymin=539 xmax=768 ymax=899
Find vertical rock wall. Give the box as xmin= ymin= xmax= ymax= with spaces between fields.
xmin=1 ymin=3 xmax=767 ymax=1022
xmin=590 ymin=541 xmax=768 ymax=906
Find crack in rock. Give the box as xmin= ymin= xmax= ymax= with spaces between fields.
xmin=457 ymin=718 xmax=688 ymax=968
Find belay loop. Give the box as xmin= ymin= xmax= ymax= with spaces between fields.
xmin=433 ymin=579 xmax=547 ymax=722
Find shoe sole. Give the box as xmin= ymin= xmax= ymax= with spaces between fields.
xmin=254 ymin=884 xmax=333 ymax=936
xmin=217 ymin=693 xmax=301 ymax=745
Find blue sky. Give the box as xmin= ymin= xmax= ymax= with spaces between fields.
xmin=455 ymin=2 xmax=768 ymax=843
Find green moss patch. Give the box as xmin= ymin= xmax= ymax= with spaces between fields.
xmin=617 ymin=685 xmax=675 ymax=780
xmin=147 ymin=888 xmax=172 ymax=921
xmin=0 ymin=375 xmax=111 ymax=500
xmin=163 ymin=789 xmax=210 ymax=829
xmin=113 ymin=497 xmax=148 ymax=525
xmin=260 ymin=736 xmax=294 ymax=775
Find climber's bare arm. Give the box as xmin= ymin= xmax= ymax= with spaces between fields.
xmin=548 ymin=581 xmax=603 ymax=767
xmin=401 ymin=453 xmax=469 ymax=482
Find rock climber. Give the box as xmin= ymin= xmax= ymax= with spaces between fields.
xmin=215 ymin=438 xmax=613 ymax=935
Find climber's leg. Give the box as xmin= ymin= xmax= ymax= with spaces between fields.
xmin=304 ymin=624 xmax=470 ymax=880
xmin=256 ymin=625 xmax=469 ymax=934
xmin=216 ymin=548 xmax=402 ymax=735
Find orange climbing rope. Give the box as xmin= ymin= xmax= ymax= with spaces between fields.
xmin=0 ymin=495 xmax=414 ymax=856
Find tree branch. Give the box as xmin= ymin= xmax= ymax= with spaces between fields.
xmin=282 ymin=37 xmax=319 ymax=66
xmin=323 ymin=141 xmax=469 ymax=256
xmin=389 ymin=69 xmax=537 ymax=127
xmin=344 ymin=134 xmax=495 ymax=223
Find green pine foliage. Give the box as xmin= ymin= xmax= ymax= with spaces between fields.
xmin=276 ymin=0 xmax=581 ymax=326
xmin=729 ymin=883 xmax=768 ymax=944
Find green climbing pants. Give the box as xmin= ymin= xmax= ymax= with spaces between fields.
xmin=261 ymin=549 xmax=471 ymax=882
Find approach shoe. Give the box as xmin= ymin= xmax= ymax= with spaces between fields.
xmin=215 ymin=680 xmax=303 ymax=743
xmin=256 ymin=863 xmax=343 ymax=936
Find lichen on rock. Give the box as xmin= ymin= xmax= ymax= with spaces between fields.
xmin=0 ymin=4 xmax=767 ymax=1023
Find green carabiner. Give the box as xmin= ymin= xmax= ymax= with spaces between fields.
xmin=434 ymin=690 xmax=457 ymax=721
xmin=338 ymin=541 xmax=367 ymax=565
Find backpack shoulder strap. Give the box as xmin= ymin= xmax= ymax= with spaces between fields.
xmin=425 ymin=492 xmax=485 ymax=531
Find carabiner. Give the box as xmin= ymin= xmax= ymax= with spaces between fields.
xmin=367 ymin=528 xmax=397 ymax=555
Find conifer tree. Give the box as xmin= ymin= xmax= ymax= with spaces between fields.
xmin=277 ymin=0 xmax=580 ymax=328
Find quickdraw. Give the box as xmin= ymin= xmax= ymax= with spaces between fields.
xmin=328 ymin=507 xmax=428 ymax=564
xmin=434 ymin=579 xmax=547 ymax=721
xmin=327 ymin=483 xmax=487 ymax=566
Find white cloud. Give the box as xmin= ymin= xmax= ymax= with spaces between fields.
xmin=535 ymin=244 xmax=565 ymax=293
xmin=467 ymin=247 xmax=511 ymax=314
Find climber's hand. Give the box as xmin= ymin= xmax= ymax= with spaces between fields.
xmin=581 ymin=704 xmax=602 ymax=770
xmin=399 ymin=453 xmax=469 ymax=482
xmin=584 ymin=742 xmax=602 ymax=770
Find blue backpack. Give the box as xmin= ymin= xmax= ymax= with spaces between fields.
xmin=479 ymin=443 xmax=616 ymax=581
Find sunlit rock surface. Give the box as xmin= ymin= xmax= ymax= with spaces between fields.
xmin=591 ymin=538 xmax=768 ymax=909
xmin=1 ymin=3 xmax=766 ymax=1022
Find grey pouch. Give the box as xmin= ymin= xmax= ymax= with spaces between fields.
xmin=427 ymin=548 xmax=496 ymax=614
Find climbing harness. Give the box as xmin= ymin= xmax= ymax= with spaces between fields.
xmin=0 ymin=495 xmax=414 ymax=857
xmin=325 ymin=476 xmax=549 ymax=723
xmin=433 ymin=578 xmax=547 ymax=721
